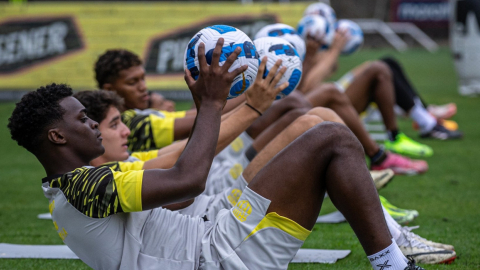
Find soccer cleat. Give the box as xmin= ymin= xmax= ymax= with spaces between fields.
xmin=371 ymin=152 xmax=428 ymax=175
xmin=412 ymin=118 xmax=458 ymax=131
xmin=404 ymin=256 xmax=427 ymax=269
xmin=420 ymin=124 xmax=463 ymax=140
xmin=427 ymin=103 xmax=457 ymax=119
xmin=384 ymin=133 xmax=433 ymax=158
xmin=370 ymin=169 xmax=395 ymax=190
xmin=400 ymin=226 xmax=454 ymax=251
xmin=398 ymin=232 xmax=457 ymax=264
xmin=380 ymin=195 xmax=419 ymax=218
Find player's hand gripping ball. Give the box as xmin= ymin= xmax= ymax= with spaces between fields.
xmin=336 ymin=20 xmax=364 ymax=55
xmin=303 ymin=3 xmax=337 ymax=47
xmin=184 ymin=25 xmax=259 ymax=99
xmin=297 ymin=15 xmax=331 ymax=46
xmin=255 ymin=23 xmax=306 ymax=61
xmin=253 ymin=37 xmax=303 ymax=100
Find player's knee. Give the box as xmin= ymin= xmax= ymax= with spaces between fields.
xmin=307 ymin=107 xmax=337 ymax=121
xmin=306 ymin=122 xmax=362 ymax=154
xmin=294 ymin=115 xmax=323 ymax=131
xmin=369 ymin=61 xmax=392 ymax=81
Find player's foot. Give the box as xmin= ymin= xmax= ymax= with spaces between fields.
xmin=384 ymin=133 xmax=433 ymax=158
xmin=437 ymin=119 xmax=458 ymax=131
xmin=420 ymin=124 xmax=463 ymax=140
xmin=380 ymin=195 xmax=418 ymax=224
xmin=399 ymin=231 xmax=457 ymax=264
xmin=427 ymin=103 xmax=457 ymax=119
xmin=412 ymin=119 xmax=458 ymax=131
xmin=370 ymin=169 xmax=395 ymax=190
xmin=400 ymin=226 xmax=454 ymax=251
xmin=371 ymin=152 xmax=428 ymax=175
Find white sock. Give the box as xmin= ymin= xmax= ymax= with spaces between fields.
xmin=368 ymin=239 xmax=408 ymax=270
xmin=382 ymin=205 xmax=402 ymax=241
xmin=409 ymin=103 xmax=437 ymax=133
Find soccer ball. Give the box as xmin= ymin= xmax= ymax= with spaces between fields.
xmin=184 ymin=25 xmax=259 ymax=99
xmin=336 ymin=20 xmax=364 ymax=55
xmin=304 ymin=3 xmax=337 ymax=26
xmin=303 ymin=3 xmax=337 ymax=46
xmin=253 ymin=37 xmax=303 ymax=99
xmin=254 ymin=23 xmax=306 ymax=61
xmin=297 ymin=15 xmax=331 ymax=45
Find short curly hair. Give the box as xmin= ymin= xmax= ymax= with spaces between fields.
xmin=8 ymin=83 xmax=73 ymax=153
xmin=73 ymin=90 xmax=124 ymax=124
xmin=94 ymin=49 xmax=143 ymax=89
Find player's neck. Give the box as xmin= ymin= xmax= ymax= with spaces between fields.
xmin=90 ymin=154 xmax=111 ymax=167
xmin=39 ymin=151 xmax=92 ymax=177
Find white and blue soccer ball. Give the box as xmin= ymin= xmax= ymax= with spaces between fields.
xmin=254 ymin=23 xmax=306 ymax=61
xmin=253 ymin=37 xmax=303 ymax=100
xmin=336 ymin=19 xmax=364 ymax=55
xmin=184 ymin=25 xmax=259 ymax=99
xmin=303 ymin=3 xmax=337 ymax=46
xmin=297 ymin=15 xmax=331 ymax=46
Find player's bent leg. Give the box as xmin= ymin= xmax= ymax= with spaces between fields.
xmin=246 ymin=91 xmax=312 ymax=139
xmin=248 ymin=123 xmax=394 ymax=253
xmin=344 ymin=61 xmax=398 ymax=131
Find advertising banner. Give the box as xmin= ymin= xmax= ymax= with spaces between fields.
xmin=0 ymin=3 xmax=308 ymax=93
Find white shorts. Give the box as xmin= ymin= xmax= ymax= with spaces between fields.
xmin=179 ymin=175 xmax=249 ymax=221
xmin=199 ymin=187 xmax=311 ymax=269
xmin=203 ymin=153 xmax=250 ymax=196
xmin=215 ymin=132 xmax=253 ymax=163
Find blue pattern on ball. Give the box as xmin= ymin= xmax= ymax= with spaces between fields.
xmin=205 ymin=41 xmax=258 ymax=65
xmin=207 ymin=25 xmax=237 ymax=34
xmin=268 ymin=44 xmax=299 ymax=57
xmin=230 ymin=77 xmax=250 ymax=99
xmin=268 ymin=28 xmax=296 ymax=37
xmin=276 ymin=69 xmax=302 ymax=100
xmin=185 ymin=34 xmax=202 ymax=80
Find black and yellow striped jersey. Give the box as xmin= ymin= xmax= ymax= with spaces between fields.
xmin=121 ymin=109 xmax=186 ymax=152
xmin=42 ymin=166 xmax=143 ymax=218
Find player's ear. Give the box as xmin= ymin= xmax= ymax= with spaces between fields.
xmin=47 ymin=128 xmax=67 ymax=145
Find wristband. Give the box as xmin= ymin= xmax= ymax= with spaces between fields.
xmin=245 ymin=103 xmax=263 ymax=116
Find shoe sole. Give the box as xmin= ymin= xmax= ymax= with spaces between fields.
xmin=439 ymin=255 xmax=457 ymax=264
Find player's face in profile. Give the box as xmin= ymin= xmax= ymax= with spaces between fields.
xmin=110 ymin=65 xmax=149 ymax=110
xmin=149 ymin=93 xmax=176 ymax=112
xmin=98 ymin=106 xmax=131 ymax=162
xmin=59 ymin=97 xmax=104 ymax=159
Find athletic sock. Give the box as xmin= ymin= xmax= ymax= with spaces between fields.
xmin=387 ymin=130 xmax=399 ymax=141
xmin=370 ymin=148 xmax=387 ymax=165
xmin=245 ymin=146 xmax=258 ymax=162
xmin=382 ymin=205 xmax=402 ymax=240
xmin=410 ymin=103 xmax=437 ymax=133
xmin=368 ymin=239 xmax=408 ymax=270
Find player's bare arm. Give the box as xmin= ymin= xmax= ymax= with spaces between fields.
xmin=141 ymin=38 xmax=247 ymax=210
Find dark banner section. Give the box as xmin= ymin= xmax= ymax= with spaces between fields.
xmin=391 ymin=0 xmax=449 ymax=38
xmin=144 ymin=15 xmax=277 ymax=76
xmin=0 ymin=17 xmax=83 ymax=74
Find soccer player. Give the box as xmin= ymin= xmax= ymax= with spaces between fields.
xmin=75 ymin=87 xmax=455 ymax=265
xmin=299 ymin=30 xmax=434 ymax=159
xmin=380 ymin=57 xmax=462 ymax=140
xmin=9 ymin=40 xmax=424 ymax=270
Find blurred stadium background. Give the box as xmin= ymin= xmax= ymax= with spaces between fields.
xmin=1 ymin=0 xmax=479 ymax=269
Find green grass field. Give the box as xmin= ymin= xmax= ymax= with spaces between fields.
xmin=0 ymin=47 xmax=479 ymax=269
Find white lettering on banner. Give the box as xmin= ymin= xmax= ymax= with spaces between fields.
xmin=398 ymin=2 xmax=450 ymax=21
xmin=0 ymin=22 xmax=68 ymax=66
xmin=156 ymin=38 xmax=190 ymax=73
